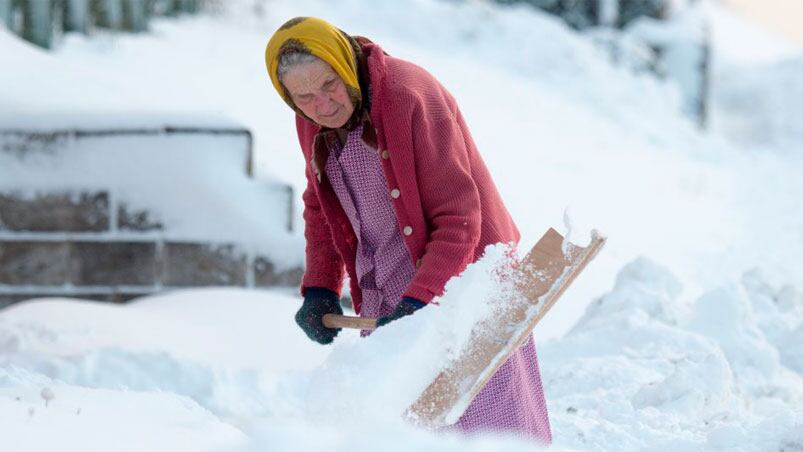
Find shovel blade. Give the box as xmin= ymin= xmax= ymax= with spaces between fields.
xmin=406 ymin=228 xmax=605 ymax=427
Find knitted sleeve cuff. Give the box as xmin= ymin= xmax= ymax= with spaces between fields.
xmin=303 ymin=286 xmax=340 ymax=304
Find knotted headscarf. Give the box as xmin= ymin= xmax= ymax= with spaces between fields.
xmin=264 ymin=17 xmax=364 ymax=121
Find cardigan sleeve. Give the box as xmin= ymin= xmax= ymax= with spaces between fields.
xmin=402 ymin=102 xmax=482 ymax=302
xmin=299 ymin=143 xmax=346 ymax=298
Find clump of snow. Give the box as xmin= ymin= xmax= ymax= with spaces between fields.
xmin=561 ymin=207 xmax=575 ymax=255
xmin=577 ymin=257 xmax=685 ymax=328
xmin=281 ymin=244 xmax=518 ymax=428
xmin=686 ymin=285 xmax=780 ymax=390
xmin=739 ymin=269 xmax=803 ymax=376
xmin=541 ymin=257 xmax=803 ymax=450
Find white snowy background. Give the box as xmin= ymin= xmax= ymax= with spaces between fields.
xmin=1 ymin=0 xmax=802 ymax=451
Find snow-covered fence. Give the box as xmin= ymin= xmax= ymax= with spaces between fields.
xmin=0 ymin=118 xmax=303 ymax=307
xmin=1 ymin=0 xmax=205 ymax=49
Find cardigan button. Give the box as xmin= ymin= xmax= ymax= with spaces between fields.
xmin=415 ymin=258 xmax=422 ymax=269
xmin=381 ymin=150 xmax=390 ymax=160
xmin=390 ymin=188 xmax=400 ymax=199
xmin=403 ymin=226 xmax=413 ymax=236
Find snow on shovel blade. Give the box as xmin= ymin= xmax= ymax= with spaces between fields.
xmin=405 ymin=227 xmax=605 ymax=428
xmin=322 ymin=227 xmax=605 ymax=428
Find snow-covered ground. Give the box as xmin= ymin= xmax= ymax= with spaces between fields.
xmin=1 ymin=0 xmax=802 ymax=450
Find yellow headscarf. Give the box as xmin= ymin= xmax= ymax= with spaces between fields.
xmin=264 ymin=17 xmax=362 ymax=115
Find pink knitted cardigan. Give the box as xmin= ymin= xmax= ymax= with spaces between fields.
xmin=295 ymin=41 xmax=519 ymax=314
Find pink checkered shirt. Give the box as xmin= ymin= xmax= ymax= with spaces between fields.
xmin=325 ymin=124 xmax=417 ymax=321
xmin=326 ymin=124 xmax=551 ymax=443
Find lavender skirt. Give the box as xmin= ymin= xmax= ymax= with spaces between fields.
xmin=452 ymin=334 xmax=552 ymax=443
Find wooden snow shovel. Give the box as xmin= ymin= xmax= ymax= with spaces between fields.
xmin=322 ymin=227 xmax=606 ymax=428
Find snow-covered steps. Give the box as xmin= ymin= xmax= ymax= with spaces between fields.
xmin=0 ymin=114 xmax=304 ymax=306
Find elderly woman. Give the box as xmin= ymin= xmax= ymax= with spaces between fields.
xmin=264 ymin=17 xmax=551 ymax=442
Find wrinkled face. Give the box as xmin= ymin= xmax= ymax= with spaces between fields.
xmin=282 ymin=58 xmax=355 ymax=128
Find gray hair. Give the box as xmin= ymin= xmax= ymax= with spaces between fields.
xmin=277 ymin=52 xmax=322 ymax=83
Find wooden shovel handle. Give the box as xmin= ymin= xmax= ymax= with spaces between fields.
xmin=323 ymin=314 xmax=377 ymax=330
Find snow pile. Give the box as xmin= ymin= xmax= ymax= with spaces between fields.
xmin=542 ymin=258 xmax=803 ymax=450
xmin=1 ymin=253 xmax=802 ymax=451
xmin=0 ymin=289 xmax=329 ymax=420
xmin=0 ymin=367 xmax=247 ymax=452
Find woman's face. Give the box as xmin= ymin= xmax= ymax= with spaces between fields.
xmin=282 ymin=58 xmax=355 ymax=128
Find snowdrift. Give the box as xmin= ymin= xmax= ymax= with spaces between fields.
xmin=1 ymin=254 xmax=802 ymax=450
